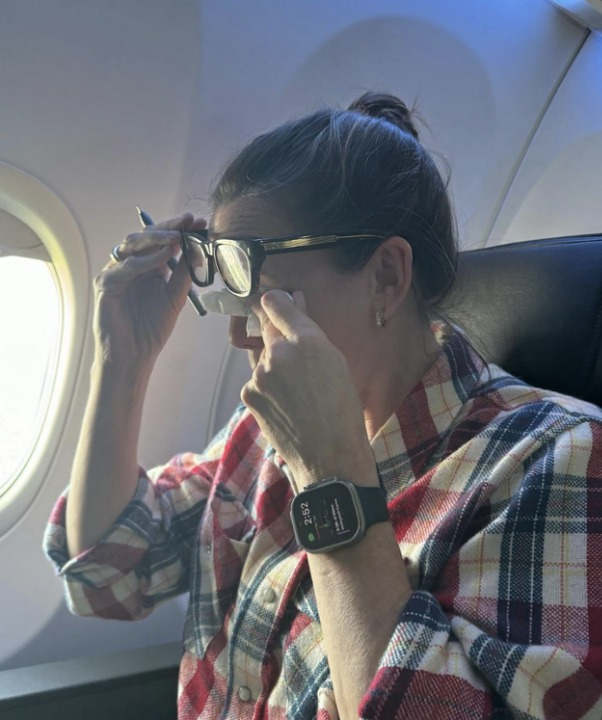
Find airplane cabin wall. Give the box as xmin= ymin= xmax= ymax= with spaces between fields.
xmin=0 ymin=0 xmax=597 ymax=671
xmin=490 ymin=30 xmax=602 ymax=243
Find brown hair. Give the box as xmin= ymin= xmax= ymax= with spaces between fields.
xmin=212 ymin=91 xmax=458 ymax=310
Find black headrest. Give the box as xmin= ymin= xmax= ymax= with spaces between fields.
xmin=444 ymin=235 xmax=602 ymax=407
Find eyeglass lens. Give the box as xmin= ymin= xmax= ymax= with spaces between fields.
xmin=187 ymin=241 xmax=210 ymax=285
xmin=186 ymin=238 xmax=253 ymax=295
xmin=215 ymin=244 xmax=252 ymax=295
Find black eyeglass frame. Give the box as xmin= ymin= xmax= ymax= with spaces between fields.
xmin=179 ymin=230 xmax=387 ymax=298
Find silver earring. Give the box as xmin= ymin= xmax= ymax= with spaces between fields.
xmin=376 ymin=311 xmax=386 ymax=328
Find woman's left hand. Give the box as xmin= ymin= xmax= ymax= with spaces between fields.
xmin=241 ymin=290 xmax=376 ymax=490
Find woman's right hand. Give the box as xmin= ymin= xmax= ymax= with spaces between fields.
xmin=93 ymin=213 xmax=207 ymax=369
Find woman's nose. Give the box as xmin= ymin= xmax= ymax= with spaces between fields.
xmin=228 ymin=315 xmax=264 ymax=350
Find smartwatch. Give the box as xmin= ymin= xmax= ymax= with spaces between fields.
xmin=290 ymin=477 xmax=389 ymax=553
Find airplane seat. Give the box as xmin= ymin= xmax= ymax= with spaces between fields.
xmin=446 ymin=234 xmax=602 ymax=407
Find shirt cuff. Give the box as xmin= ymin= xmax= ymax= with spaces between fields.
xmin=43 ymin=473 xmax=157 ymax=588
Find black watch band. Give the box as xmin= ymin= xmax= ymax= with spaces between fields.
xmin=354 ymin=485 xmax=389 ymax=528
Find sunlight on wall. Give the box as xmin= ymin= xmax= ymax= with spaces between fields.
xmin=0 ymin=256 xmax=60 ymax=493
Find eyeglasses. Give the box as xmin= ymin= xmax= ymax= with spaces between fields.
xmin=179 ymin=230 xmax=386 ymax=298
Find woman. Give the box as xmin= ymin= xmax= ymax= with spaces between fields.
xmin=45 ymin=93 xmax=602 ymax=719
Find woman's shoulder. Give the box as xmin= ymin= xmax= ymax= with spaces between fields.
xmin=458 ymin=363 xmax=602 ymax=474
xmin=483 ymin=362 xmax=602 ymax=425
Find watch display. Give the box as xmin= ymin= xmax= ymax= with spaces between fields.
xmin=291 ymin=479 xmax=364 ymax=552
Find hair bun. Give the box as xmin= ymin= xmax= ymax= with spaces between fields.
xmin=347 ymin=92 xmax=419 ymax=140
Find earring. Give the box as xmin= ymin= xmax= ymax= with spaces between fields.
xmin=376 ymin=311 xmax=386 ymax=328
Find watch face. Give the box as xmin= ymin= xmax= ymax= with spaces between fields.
xmin=291 ymin=480 xmax=362 ymax=551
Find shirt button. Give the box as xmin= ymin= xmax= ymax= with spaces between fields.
xmin=238 ymin=686 xmax=252 ymax=702
xmin=262 ymin=587 xmax=277 ymax=603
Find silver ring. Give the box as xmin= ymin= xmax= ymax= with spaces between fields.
xmin=111 ymin=244 xmax=125 ymax=262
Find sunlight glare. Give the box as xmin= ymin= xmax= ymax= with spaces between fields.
xmin=0 ymin=256 xmax=60 ymax=492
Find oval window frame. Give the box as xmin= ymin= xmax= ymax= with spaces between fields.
xmin=0 ymin=162 xmax=89 ymax=536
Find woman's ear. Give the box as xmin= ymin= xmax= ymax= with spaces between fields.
xmin=370 ymin=235 xmax=413 ymax=319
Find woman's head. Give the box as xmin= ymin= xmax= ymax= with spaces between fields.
xmin=211 ymin=91 xmax=458 ymax=313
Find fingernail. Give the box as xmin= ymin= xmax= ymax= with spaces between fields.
xmin=261 ymin=289 xmax=293 ymax=304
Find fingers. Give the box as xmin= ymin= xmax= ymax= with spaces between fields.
xmin=97 ymin=244 xmax=176 ymax=292
xmin=189 ymin=216 xmax=209 ymax=232
xmin=111 ymin=214 xmax=207 ymax=262
xmin=148 ymin=213 xmax=207 ymax=232
xmin=110 ymin=232 xmax=178 ymax=263
xmin=257 ymin=289 xmax=313 ymax=341
xmin=150 ymin=213 xmax=195 ymax=231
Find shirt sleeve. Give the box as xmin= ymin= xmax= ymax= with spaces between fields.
xmin=43 ymin=405 xmax=246 ymax=621
xmin=359 ymin=417 xmax=602 ymax=720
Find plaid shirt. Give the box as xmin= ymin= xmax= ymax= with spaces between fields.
xmin=45 ymin=330 xmax=602 ymax=719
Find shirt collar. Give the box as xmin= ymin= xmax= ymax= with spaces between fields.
xmin=371 ymin=328 xmax=485 ymax=500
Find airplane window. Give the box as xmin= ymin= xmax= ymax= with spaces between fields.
xmin=0 ymin=255 xmax=60 ymax=494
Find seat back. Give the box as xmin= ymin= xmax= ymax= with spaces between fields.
xmin=445 ymin=235 xmax=602 ymax=406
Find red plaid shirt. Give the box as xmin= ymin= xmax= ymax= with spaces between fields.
xmin=45 ymin=330 xmax=602 ymax=718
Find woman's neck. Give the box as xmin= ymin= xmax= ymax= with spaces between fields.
xmin=361 ymin=314 xmax=442 ymax=441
